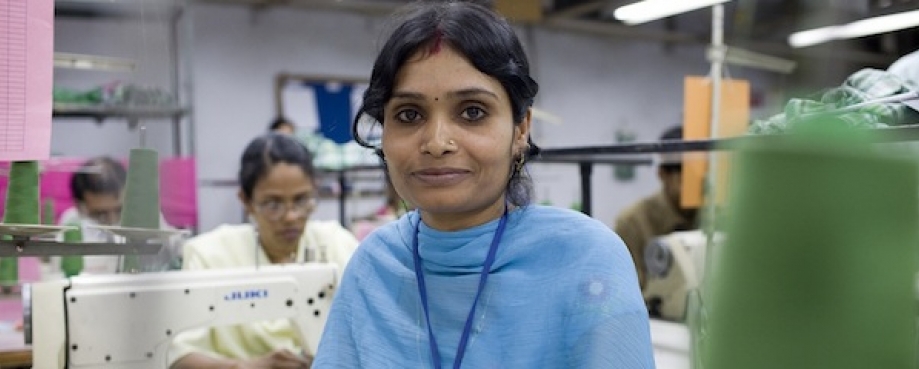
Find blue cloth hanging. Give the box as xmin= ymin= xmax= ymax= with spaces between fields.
xmin=308 ymin=82 xmax=354 ymax=144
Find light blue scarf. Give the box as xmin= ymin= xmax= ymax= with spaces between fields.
xmin=314 ymin=205 xmax=655 ymax=368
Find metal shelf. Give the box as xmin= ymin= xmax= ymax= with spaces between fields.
xmin=538 ymin=124 xmax=919 ymax=158
xmin=52 ymin=104 xmax=188 ymax=120
xmin=0 ymin=239 xmax=163 ymax=258
xmin=54 ymin=0 xmax=178 ymax=19
xmin=535 ymin=124 xmax=919 ymax=216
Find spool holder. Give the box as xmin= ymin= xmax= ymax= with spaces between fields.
xmin=0 ymin=224 xmax=182 ymax=257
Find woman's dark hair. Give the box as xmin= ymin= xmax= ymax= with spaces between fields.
xmin=352 ymin=0 xmax=541 ymax=206
xmin=71 ymin=156 xmax=127 ymax=202
xmin=238 ymin=133 xmax=316 ymax=200
xmin=268 ymin=116 xmax=295 ymax=132
xmin=659 ymin=126 xmax=683 ymax=174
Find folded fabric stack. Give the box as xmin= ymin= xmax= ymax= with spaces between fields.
xmin=749 ymin=69 xmax=919 ymax=135
xmin=53 ymin=81 xmax=176 ymax=108
xmin=299 ymin=133 xmax=381 ymax=170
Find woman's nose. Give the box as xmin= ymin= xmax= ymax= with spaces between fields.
xmin=420 ymin=116 xmax=456 ymax=157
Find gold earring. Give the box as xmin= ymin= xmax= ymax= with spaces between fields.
xmin=514 ymin=154 xmax=526 ymax=174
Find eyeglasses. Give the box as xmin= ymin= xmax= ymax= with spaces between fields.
xmin=254 ymin=197 xmax=317 ymax=221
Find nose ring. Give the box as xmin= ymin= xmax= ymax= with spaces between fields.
xmin=448 ymin=139 xmax=456 ymax=145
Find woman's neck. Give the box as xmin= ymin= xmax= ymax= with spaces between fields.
xmin=259 ymin=237 xmax=297 ymax=264
xmin=421 ymin=198 xmax=508 ymax=231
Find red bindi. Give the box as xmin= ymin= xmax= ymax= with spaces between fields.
xmin=429 ymin=28 xmax=443 ymax=54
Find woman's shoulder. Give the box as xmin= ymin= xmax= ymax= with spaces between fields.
xmin=306 ymin=219 xmax=355 ymax=238
xmin=184 ymin=224 xmax=255 ymax=251
xmin=517 ymin=205 xmax=616 ymax=237
xmin=303 ymin=220 xmax=360 ymax=257
xmin=57 ymin=207 xmax=81 ymax=225
xmin=351 ymin=215 xmax=414 ymax=262
xmin=512 ymin=206 xmax=628 ymax=261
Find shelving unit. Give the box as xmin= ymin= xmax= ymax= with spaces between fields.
xmin=52 ymin=103 xmax=190 ymax=155
xmin=52 ymin=0 xmax=194 ymax=157
xmin=324 ymin=165 xmax=384 ymax=227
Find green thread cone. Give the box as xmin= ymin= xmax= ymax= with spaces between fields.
xmin=120 ymin=148 xmax=159 ymax=273
xmin=42 ymin=198 xmax=54 ymax=225
xmin=700 ymin=122 xmax=919 ymax=369
xmin=0 ymin=239 xmax=13 ymax=292
xmin=121 ymin=254 xmax=141 ymax=274
xmin=1 ymin=161 xmax=41 ymax=288
xmin=61 ymin=223 xmax=83 ymax=277
xmin=4 ymin=161 xmax=41 ymax=225
xmin=40 ymin=199 xmax=56 ymax=262
xmin=120 ymin=148 xmax=160 ymax=230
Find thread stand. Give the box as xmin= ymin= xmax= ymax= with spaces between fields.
xmin=87 ymin=225 xmax=187 ymax=242
xmin=0 ymin=224 xmax=174 ymax=258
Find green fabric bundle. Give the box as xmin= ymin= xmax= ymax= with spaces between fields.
xmin=749 ymin=69 xmax=919 ymax=135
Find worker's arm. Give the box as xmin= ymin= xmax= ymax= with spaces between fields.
xmin=614 ymin=217 xmax=648 ymax=289
xmin=171 ymin=350 xmax=312 ymax=369
xmin=170 ymin=352 xmax=236 ymax=369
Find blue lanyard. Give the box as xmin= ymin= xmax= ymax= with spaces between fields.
xmin=412 ymin=208 xmax=509 ymax=369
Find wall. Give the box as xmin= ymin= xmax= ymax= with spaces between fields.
xmin=528 ymin=27 xmax=781 ymax=224
xmin=52 ymin=16 xmax=178 ymax=158
xmin=52 ymin=3 xmax=794 ymax=233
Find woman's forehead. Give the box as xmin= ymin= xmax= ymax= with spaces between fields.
xmin=392 ymin=46 xmax=505 ymax=101
xmin=252 ymin=164 xmax=315 ymax=193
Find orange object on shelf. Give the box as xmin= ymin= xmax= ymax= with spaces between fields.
xmin=682 ymin=76 xmax=750 ymax=209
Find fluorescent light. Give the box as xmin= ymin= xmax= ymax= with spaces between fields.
xmin=613 ymin=0 xmax=732 ymax=25
xmin=789 ymin=9 xmax=919 ymax=48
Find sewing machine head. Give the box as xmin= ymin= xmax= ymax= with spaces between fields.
xmin=28 ymin=263 xmax=337 ymax=368
xmin=643 ymin=230 xmax=709 ymax=321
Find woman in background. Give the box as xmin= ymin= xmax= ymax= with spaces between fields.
xmin=57 ymin=156 xmax=182 ymax=274
xmin=313 ymin=2 xmax=653 ymax=368
xmin=169 ymin=133 xmax=358 ymax=369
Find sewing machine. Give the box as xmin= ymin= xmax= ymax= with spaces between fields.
xmin=28 ymin=264 xmax=337 ymax=369
xmin=643 ymin=230 xmax=709 ymax=321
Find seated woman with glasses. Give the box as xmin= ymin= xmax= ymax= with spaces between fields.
xmin=169 ymin=133 xmax=359 ymax=369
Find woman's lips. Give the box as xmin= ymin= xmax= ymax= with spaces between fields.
xmin=412 ymin=168 xmax=471 ymax=186
xmin=278 ymin=229 xmax=302 ymax=241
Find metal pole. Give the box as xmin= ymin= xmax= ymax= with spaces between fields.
xmin=169 ymin=3 xmax=182 ymax=156
xmin=338 ymin=172 xmax=347 ymax=227
xmin=692 ymin=7 xmax=727 ymax=368
xmin=706 ymin=4 xmax=725 ymax=225
xmin=578 ymin=162 xmax=593 ymax=216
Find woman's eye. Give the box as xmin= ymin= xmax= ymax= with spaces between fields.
xmin=260 ymin=200 xmax=282 ymax=211
xmin=460 ymin=106 xmax=486 ymax=121
xmin=395 ymin=109 xmax=421 ymax=123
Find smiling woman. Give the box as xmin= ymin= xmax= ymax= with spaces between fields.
xmin=168 ymin=133 xmax=359 ymax=369
xmin=382 ymin=44 xmax=527 ymax=230
xmin=314 ymin=1 xmax=654 ymax=368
